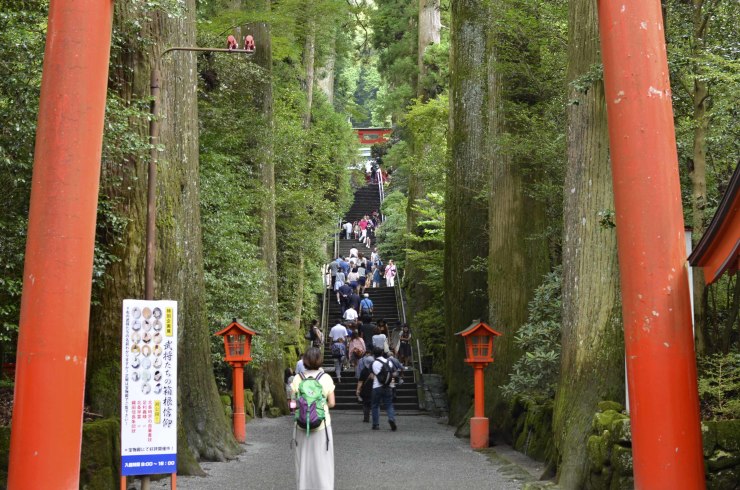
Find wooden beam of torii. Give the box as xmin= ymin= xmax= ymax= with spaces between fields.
xmin=689 ymin=162 xmax=740 ymax=285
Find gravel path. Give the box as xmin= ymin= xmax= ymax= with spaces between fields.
xmin=148 ymin=412 xmax=526 ymax=490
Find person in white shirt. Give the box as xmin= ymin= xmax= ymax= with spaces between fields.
xmin=343 ymin=306 xmax=358 ymax=322
xmin=371 ymin=347 xmax=397 ymax=431
xmin=349 ymin=246 xmax=358 ymax=258
xmin=329 ymin=322 xmax=349 ymax=382
xmin=343 ymin=221 xmax=353 ymax=239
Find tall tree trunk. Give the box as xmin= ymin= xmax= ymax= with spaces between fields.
xmin=418 ymin=0 xmax=441 ymax=93
xmin=317 ymin=33 xmax=336 ymax=105
xmin=303 ymin=19 xmax=316 ymax=129
xmin=689 ymin=0 xmax=710 ymax=354
xmin=88 ymin=0 xmax=240 ymax=474
xmin=486 ymin=0 xmax=550 ymax=419
xmin=552 ymin=0 xmax=624 ymax=485
xmin=406 ymin=0 xmax=442 ymax=330
xmin=445 ymin=0 xmax=490 ymax=425
xmin=241 ymin=2 xmax=288 ymax=412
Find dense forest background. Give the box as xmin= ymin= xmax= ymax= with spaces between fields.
xmin=0 ymin=0 xmax=738 ymax=485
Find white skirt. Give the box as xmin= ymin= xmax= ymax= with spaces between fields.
xmin=294 ymin=424 xmax=334 ymax=490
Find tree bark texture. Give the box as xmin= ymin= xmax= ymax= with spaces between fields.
xmin=689 ymin=0 xmax=709 ymax=354
xmin=486 ymin=0 xmax=550 ymax=419
xmin=551 ymin=0 xmax=625 ymax=486
xmin=240 ymin=4 xmax=288 ymax=412
xmin=418 ymin=0 xmax=441 ymax=94
xmin=445 ymin=0 xmax=490 ymax=425
xmin=405 ymin=0 xmax=442 ymax=333
xmin=317 ymin=33 xmax=336 ymax=105
xmin=303 ymin=19 xmax=316 ymax=129
xmin=88 ymin=0 xmax=240 ymax=474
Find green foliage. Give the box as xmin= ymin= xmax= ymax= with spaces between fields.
xmin=196 ymin=22 xmax=355 ymax=385
xmin=502 ymin=267 xmax=562 ymax=401
xmin=0 ymin=1 xmax=47 ymax=344
xmin=0 ymin=2 xmax=141 ymax=343
xmin=667 ymin=0 xmax=740 ymax=233
xmin=376 ymin=191 xmax=407 ymax=269
xmin=698 ymin=350 xmax=740 ymax=420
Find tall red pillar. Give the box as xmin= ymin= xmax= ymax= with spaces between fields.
xmin=232 ymin=364 xmax=246 ymax=443
xmin=597 ymin=1 xmax=705 ymax=487
xmin=8 ymin=0 xmax=114 ymax=487
xmin=469 ymin=364 xmax=488 ymax=449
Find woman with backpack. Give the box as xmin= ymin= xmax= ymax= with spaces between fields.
xmin=291 ymin=348 xmax=336 ymax=490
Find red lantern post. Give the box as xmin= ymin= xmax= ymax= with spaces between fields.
xmin=455 ymin=321 xmax=502 ymax=449
xmin=215 ymin=319 xmax=259 ymax=443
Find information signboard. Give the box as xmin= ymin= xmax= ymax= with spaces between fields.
xmin=120 ymin=300 xmax=178 ymax=476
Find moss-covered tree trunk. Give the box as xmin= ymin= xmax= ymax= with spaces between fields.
xmin=302 ymin=17 xmax=316 ymax=129
xmin=418 ymin=0 xmax=441 ymax=91
xmin=242 ymin=2 xmax=288 ymax=413
xmin=551 ymin=0 xmax=625 ymax=486
xmin=485 ymin=0 xmax=550 ymax=420
xmin=689 ymin=0 xmax=710 ymax=354
xmin=445 ymin=0 xmax=490 ymax=425
xmin=405 ymin=0 xmax=442 ymax=331
xmin=317 ymin=31 xmax=336 ymax=104
xmin=87 ymin=0 xmax=240 ymax=474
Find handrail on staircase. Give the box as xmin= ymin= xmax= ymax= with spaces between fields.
xmin=320 ymin=220 xmax=341 ymax=352
xmin=377 ymin=165 xmax=386 ymax=222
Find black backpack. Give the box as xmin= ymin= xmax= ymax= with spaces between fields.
xmin=376 ymin=358 xmax=393 ymax=386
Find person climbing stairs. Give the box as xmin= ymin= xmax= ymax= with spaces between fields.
xmin=322 ymin=183 xmax=420 ymax=411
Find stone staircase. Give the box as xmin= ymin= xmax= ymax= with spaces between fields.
xmin=322 ymin=184 xmax=420 ymax=411
xmin=343 ymin=184 xmax=381 ymax=223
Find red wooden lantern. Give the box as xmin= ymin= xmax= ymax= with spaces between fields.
xmin=215 ymin=318 xmax=258 ymax=364
xmin=455 ymin=320 xmax=502 ymax=449
xmin=455 ymin=320 xmax=501 ymax=365
xmin=214 ymin=318 xmax=259 ymax=443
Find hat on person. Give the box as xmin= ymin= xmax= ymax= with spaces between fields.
xmin=364 ymin=293 xmax=369 ymax=297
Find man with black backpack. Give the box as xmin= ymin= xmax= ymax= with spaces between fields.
xmin=370 ymin=347 xmax=397 ymax=431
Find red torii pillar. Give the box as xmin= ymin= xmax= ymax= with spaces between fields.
xmin=597 ymin=1 xmax=705 ymax=488
xmin=8 ymin=0 xmax=113 ymax=487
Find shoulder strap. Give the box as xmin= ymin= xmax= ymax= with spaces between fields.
xmin=299 ymin=372 xmax=307 ymax=381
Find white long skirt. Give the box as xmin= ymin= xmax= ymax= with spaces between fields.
xmin=294 ymin=425 xmax=334 ymax=490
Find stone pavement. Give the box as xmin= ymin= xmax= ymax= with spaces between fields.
xmin=146 ymin=412 xmax=546 ymax=490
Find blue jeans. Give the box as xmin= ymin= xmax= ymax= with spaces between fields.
xmin=371 ymin=386 xmax=395 ymax=426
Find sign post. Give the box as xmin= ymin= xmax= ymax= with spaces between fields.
xmin=121 ymin=300 xmax=178 ymax=482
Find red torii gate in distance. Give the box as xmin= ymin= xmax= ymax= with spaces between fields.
xmin=8 ymin=0 xmax=705 ymax=487
xmin=354 ymin=127 xmax=392 ymax=146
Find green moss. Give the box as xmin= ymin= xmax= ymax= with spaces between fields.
xmin=593 ymin=410 xmax=627 ymax=433
xmin=706 ymin=449 xmax=740 ymax=471
xmin=707 ymin=467 xmax=740 ymax=490
xmin=610 ymin=418 xmax=631 ymax=445
xmin=597 ymin=401 xmax=624 ymax=413
xmin=87 ymin=362 xmax=122 ymax=417
xmin=609 ymin=475 xmax=634 ymax=490
xmin=713 ymin=420 xmax=740 ymax=452
xmin=220 ymin=394 xmax=231 ymax=407
xmin=610 ymin=444 xmax=633 ymax=476
xmin=586 ymin=466 xmax=613 ymax=490
xmin=267 ymin=407 xmax=282 ymax=418
xmin=244 ymin=389 xmax=255 ymax=421
xmin=80 ymin=418 xmax=120 ymax=490
xmin=510 ymin=399 xmax=555 ymax=462
xmin=587 ymin=434 xmax=610 ymax=470
xmin=703 ymin=422 xmax=718 ymax=457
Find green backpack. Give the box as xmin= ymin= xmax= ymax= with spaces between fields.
xmin=293 ymin=372 xmax=331 ymax=449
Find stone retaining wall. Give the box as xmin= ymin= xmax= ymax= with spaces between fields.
xmin=502 ymin=398 xmax=740 ymax=489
